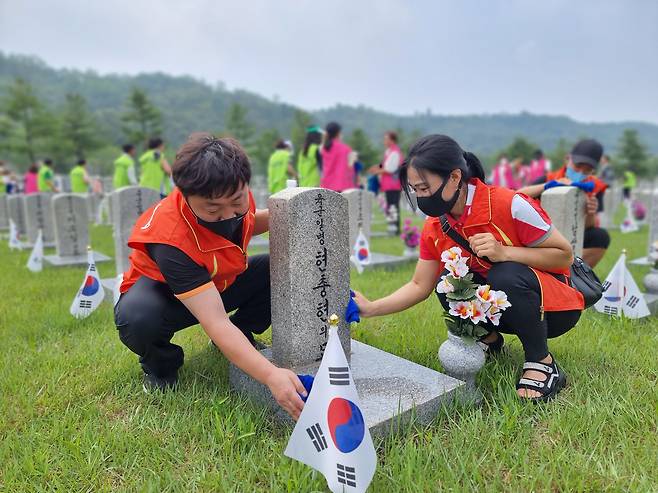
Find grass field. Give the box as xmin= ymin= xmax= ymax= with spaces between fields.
xmin=1 ymin=209 xmax=657 ymax=492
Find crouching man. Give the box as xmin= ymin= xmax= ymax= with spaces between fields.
xmin=115 ymin=132 xmax=305 ymax=419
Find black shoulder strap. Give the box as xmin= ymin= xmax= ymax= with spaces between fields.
xmin=439 ymin=215 xmax=491 ymax=264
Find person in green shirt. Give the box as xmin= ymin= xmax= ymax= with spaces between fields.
xmin=296 ymin=127 xmax=323 ymax=187
xmin=113 ymin=144 xmax=138 ymax=189
xmin=70 ymin=159 xmax=92 ymax=193
xmin=622 ymin=170 xmax=636 ymax=201
xmin=267 ymin=140 xmax=297 ymax=194
xmin=37 ymin=159 xmax=58 ymax=192
xmin=139 ymin=137 xmax=172 ymax=196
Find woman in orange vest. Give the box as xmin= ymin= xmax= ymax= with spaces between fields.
xmin=115 ymin=133 xmax=306 ymax=420
xmin=354 ymin=134 xmax=584 ymax=402
xmin=518 ymin=139 xmax=610 ymax=268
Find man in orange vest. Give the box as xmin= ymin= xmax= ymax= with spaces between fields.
xmin=115 ymin=132 xmax=306 ymax=420
xmin=518 ymin=139 xmax=610 ymax=268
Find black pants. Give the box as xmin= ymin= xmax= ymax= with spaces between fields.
xmin=385 ymin=190 xmax=402 ymax=234
xmin=583 ymin=226 xmax=610 ymax=249
xmin=115 ymin=254 xmax=271 ymax=378
xmin=436 ymin=262 xmax=581 ymax=362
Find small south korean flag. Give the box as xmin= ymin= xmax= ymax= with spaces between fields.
xmin=8 ymin=219 xmax=22 ymax=250
xmin=285 ymin=315 xmax=376 ymax=493
xmin=594 ymin=251 xmax=650 ymax=319
xmin=70 ymin=248 xmax=105 ymax=319
xmin=620 ymin=204 xmax=639 ymax=233
xmin=350 ymin=229 xmax=371 ymax=275
xmin=26 ymin=229 xmax=43 ymax=273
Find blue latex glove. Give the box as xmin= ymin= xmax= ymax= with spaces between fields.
xmin=297 ymin=374 xmax=314 ymax=402
xmin=544 ymin=180 xmax=595 ymax=193
xmin=345 ymin=289 xmax=361 ymax=323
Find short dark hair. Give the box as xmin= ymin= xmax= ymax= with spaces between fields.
xmin=148 ymin=137 xmax=163 ymax=149
xmin=122 ymin=143 xmax=135 ymax=153
xmin=44 ymin=158 xmax=53 ymax=166
xmin=385 ymin=131 xmax=398 ymax=143
xmin=275 ymin=139 xmax=288 ymax=150
xmin=173 ymin=132 xmax=251 ymax=198
xmin=77 ymin=159 xmax=86 ymax=165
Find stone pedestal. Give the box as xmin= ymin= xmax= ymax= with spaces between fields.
xmin=230 ymin=341 xmax=464 ymax=438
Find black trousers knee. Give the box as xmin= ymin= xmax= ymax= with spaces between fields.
xmin=436 ymin=261 xmax=581 ymax=361
xmin=114 ymin=254 xmax=271 ymax=377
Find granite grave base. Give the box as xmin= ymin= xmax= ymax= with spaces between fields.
xmin=44 ymin=251 xmax=111 ymax=266
xmin=230 ymin=339 xmax=464 ymax=438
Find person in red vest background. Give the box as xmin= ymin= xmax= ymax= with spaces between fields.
xmin=115 ymin=133 xmax=306 ymax=420
xmin=354 ymin=134 xmax=583 ymax=402
xmin=518 ymin=139 xmax=610 ymax=268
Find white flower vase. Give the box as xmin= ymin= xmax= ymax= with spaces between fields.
xmin=643 ymin=268 xmax=658 ymax=295
xmin=403 ymin=246 xmax=418 ymax=258
xmin=438 ymin=332 xmax=485 ymax=403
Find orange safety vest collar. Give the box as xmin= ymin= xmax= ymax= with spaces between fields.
xmin=425 ymin=179 xmax=584 ymax=314
xmin=120 ymin=187 xmax=256 ymax=295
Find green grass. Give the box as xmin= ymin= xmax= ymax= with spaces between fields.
xmin=1 ymin=213 xmax=657 ymax=492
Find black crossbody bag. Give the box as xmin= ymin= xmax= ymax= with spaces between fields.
xmin=439 ymin=215 xmax=603 ymax=308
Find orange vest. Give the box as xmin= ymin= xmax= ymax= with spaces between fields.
xmin=546 ymin=166 xmax=608 ymax=196
xmin=120 ymin=187 xmax=256 ymax=295
xmin=423 ymin=179 xmax=584 ymax=314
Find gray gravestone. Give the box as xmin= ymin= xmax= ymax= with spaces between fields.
xmin=230 ymin=187 xmax=463 ymax=437
xmin=7 ymin=195 xmax=26 ymax=238
xmin=44 ymin=193 xmax=110 ymax=266
xmin=101 ymin=176 xmax=113 ymax=194
xmin=110 ymin=186 xmax=160 ymax=275
xmin=343 ymin=188 xmax=413 ymax=270
xmin=541 ymin=186 xmax=586 ymax=257
xmin=86 ymin=193 xmax=103 ymax=223
xmin=23 ymin=193 xmax=55 ymax=246
xmin=631 ymin=187 xmax=658 ymax=267
xmin=342 ymin=188 xmax=372 ymax=248
xmin=0 ymin=194 xmax=8 ymax=231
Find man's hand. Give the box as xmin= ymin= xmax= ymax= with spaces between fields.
xmin=265 ymin=368 xmax=306 ymax=420
xmin=557 ymin=177 xmax=572 ymax=185
xmin=352 ymin=290 xmax=376 ymax=318
xmin=468 ymin=233 xmax=508 ymax=262
xmin=585 ymin=194 xmax=598 ymax=216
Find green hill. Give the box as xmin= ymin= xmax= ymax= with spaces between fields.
xmin=1 ymin=51 xmax=657 ymax=167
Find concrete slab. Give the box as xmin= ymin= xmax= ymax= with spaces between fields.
xmin=230 ymin=339 xmax=464 ymax=438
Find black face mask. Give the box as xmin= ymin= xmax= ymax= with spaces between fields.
xmin=416 ymin=178 xmax=462 ymax=218
xmin=196 ymin=212 xmax=246 ymax=240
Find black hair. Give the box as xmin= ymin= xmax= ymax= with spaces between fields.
xmin=122 ymin=143 xmax=135 ymax=153
xmin=274 ymin=139 xmax=288 ymax=150
xmin=534 ymin=149 xmax=544 ymax=159
xmin=303 ymin=129 xmax=322 ymax=157
xmin=148 ymin=137 xmax=163 ymax=150
xmin=28 ymin=164 xmax=39 ymax=173
xmin=44 ymin=158 xmax=53 ymax=166
xmin=77 ymin=159 xmax=86 ymax=165
xmin=324 ymin=122 xmax=341 ymax=151
xmin=172 ymin=132 xmax=251 ymax=199
xmin=385 ymin=130 xmax=398 ymax=143
xmin=399 ymin=134 xmax=485 ymax=206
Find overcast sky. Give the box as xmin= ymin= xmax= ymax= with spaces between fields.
xmin=1 ymin=0 xmax=657 ymax=124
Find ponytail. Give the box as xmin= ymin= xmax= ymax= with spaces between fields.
xmin=324 ymin=121 xmax=341 ymax=151
xmin=462 ymin=151 xmax=485 ymax=182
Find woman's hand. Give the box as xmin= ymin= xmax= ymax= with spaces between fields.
xmin=265 ymin=368 xmax=306 ymax=420
xmin=352 ymin=290 xmax=377 ymax=318
xmin=556 ymin=177 xmax=572 ymax=185
xmin=585 ymin=194 xmax=598 ymax=216
xmin=468 ymin=233 xmax=508 ymax=262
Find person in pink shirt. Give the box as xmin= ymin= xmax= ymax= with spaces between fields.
xmin=320 ymin=122 xmax=355 ymax=192
xmin=369 ymin=131 xmax=404 ymax=234
xmin=529 ymin=149 xmax=550 ymax=183
xmin=23 ymin=164 xmax=39 ymax=194
xmin=490 ymin=155 xmax=515 ymax=188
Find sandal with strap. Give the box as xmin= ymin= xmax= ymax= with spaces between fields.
xmin=516 ymin=354 xmax=567 ymax=403
xmin=477 ymin=331 xmax=504 ymax=355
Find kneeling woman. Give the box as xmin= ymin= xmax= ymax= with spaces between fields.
xmin=354 ymin=135 xmax=584 ymax=401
